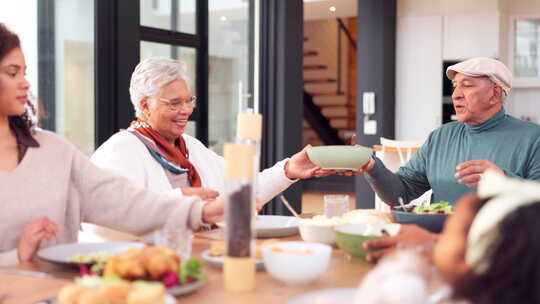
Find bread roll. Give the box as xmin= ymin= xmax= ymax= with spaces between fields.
xmin=127 ymin=284 xmax=165 ymax=304
xmin=78 ymin=290 xmax=110 ymax=304
xmin=57 ymin=284 xmax=91 ymax=304
xmin=342 ymin=209 xmax=394 ymax=224
xmin=97 ymin=281 xmax=132 ymax=303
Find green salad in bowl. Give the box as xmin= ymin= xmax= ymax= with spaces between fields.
xmin=412 ymin=201 xmax=453 ymax=214
xmin=391 ymin=201 xmax=453 ymax=233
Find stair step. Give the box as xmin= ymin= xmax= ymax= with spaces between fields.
xmin=339 ymin=130 xmax=357 ymax=142
xmin=303 ymin=129 xmax=319 ymax=140
xmin=303 ymin=50 xmax=318 ymax=56
xmin=321 ymin=106 xmax=349 ymax=118
xmin=308 ymin=91 xmax=345 ymax=97
xmin=313 ymin=95 xmax=348 ymax=106
xmin=307 ymin=91 xmax=346 ymax=97
xmin=303 ymin=64 xmax=328 ymax=70
xmin=329 ymin=118 xmax=349 ymax=129
xmin=306 ymin=138 xmax=324 ymax=146
xmin=304 ymin=78 xmax=337 ymax=84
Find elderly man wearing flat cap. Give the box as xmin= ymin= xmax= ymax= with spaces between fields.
xmin=356 ymin=57 xmax=540 ymax=261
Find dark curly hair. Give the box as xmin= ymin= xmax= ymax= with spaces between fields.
xmin=453 ymin=201 xmax=540 ymax=304
xmin=0 ymin=23 xmax=36 ymax=136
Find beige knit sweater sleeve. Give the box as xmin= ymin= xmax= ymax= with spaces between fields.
xmin=70 ymin=141 xmax=205 ymax=237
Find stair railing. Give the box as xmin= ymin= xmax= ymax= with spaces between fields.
xmin=303 ymin=90 xmax=345 ymax=145
xmin=336 ymin=18 xmax=357 ymax=94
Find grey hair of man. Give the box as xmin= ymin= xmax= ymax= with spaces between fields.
xmin=485 ymin=78 xmax=507 ymax=105
xmin=129 ymin=57 xmax=190 ymax=118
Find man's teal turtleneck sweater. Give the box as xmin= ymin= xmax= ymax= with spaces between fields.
xmin=365 ymin=109 xmax=540 ymax=205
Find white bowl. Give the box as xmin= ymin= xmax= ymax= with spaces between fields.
xmin=299 ymin=221 xmax=342 ymax=246
xmin=263 ymin=242 xmax=332 ymax=285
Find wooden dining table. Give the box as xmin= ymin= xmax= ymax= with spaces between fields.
xmin=0 ymin=231 xmax=374 ymax=304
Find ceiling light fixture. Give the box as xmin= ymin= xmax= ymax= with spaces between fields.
xmin=220 ymin=15 xmax=228 ymax=21
xmin=329 ymin=6 xmax=336 ymax=12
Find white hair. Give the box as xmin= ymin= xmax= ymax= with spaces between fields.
xmin=129 ymin=57 xmax=190 ymax=118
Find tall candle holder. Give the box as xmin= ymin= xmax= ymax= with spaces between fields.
xmin=223 ymin=142 xmax=256 ymax=292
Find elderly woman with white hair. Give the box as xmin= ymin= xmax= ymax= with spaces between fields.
xmin=86 ymin=57 xmax=325 ymax=240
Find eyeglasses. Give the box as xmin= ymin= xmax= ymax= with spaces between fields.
xmin=156 ymin=95 xmax=197 ymax=111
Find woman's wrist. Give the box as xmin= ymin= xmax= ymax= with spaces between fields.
xmin=284 ymin=160 xmax=298 ymax=180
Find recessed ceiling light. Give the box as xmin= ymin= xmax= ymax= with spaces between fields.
xmin=220 ymin=15 xmax=228 ymax=21
xmin=329 ymin=6 xmax=336 ymax=12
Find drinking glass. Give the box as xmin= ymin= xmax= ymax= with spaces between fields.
xmin=153 ymin=219 xmax=193 ymax=261
xmin=324 ymin=194 xmax=350 ymax=218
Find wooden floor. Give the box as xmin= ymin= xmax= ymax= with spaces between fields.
xmin=301 ymin=190 xmax=356 ymax=214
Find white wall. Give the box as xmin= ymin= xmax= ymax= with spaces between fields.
xmin=396 ymin=16 xmax=442 ymax=141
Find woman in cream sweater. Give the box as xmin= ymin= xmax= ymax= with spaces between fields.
xmin=0 ymin=23 xmax=223 ymax=265
xmin=87 ymin=57 xmax=330 ymax=241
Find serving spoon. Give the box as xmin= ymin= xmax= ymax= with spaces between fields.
xmin=279 ymin=195 xmax=301 ymax=218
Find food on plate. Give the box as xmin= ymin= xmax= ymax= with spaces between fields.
xmin=58 ymin=276 xmax=165 ymax=304
xmin=78 ymin=246 xmax=206 ymax=289
xmin=270 ymin=247 xmax=314 ymax=255
xmin=300 ymin=215 xmax=349 ymax=226
xmin=103 ymin=246 xmax=180 ymax=280
xmin=411 ymin=201 xmax=453 ymax=214
xmin=128 ymin=281 xmax=166 ymax=304
xmin=300 ymin=209 xmax=394 ymax=227
xmin=341 ymin=209 xmax=394 ymax=224
xmin=70 ymin=251 xmax=112 ymax=264
xmin=207 ymin=242 xmax=225 ymax=257
xmin=207 ymin=239 xmax=279 ymax=259
xmin=57 ymin=284 xmax=92 ymax=304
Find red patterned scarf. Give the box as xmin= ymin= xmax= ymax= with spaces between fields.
xmin=130 ymin=120 xmax=202 ymax=187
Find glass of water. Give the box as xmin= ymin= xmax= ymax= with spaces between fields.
xmin=153 ymin=218 xmax=193 ymax=261
xmin=324 ymin=194 xmax=350 ymax=218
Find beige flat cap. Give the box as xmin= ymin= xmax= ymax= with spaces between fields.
xmin=446 ymin=57 xmax=512 ymax=96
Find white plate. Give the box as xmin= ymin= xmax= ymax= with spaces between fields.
xmin=37 ymin=242 xmax=146 ymax=265
xmin=51 ymin=294 xmax=177 ymax=304
xmin=287 ymin=288 xmax=357 ymax=304
xmin=216 ymin=215 xmax=300 ymax=238
xmin=168 ymin=279 xmax=206 ymax=296
xmin=201 ymin=250 xmax=265 ymax=271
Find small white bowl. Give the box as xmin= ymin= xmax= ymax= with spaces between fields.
xmin=299 ymin=221 xmax=343 ymax=246
xmin=263 ymin=242 xmax=331 ymax=285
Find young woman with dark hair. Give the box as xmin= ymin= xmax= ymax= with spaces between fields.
xmin=0 ymin=23 xmax=224 ymax=265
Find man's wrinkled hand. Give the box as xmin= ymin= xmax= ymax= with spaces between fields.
xmin=455 ymin=160 xmax=504 ymax=188
xmin=362 ymin=224 xmax=438 ymax=263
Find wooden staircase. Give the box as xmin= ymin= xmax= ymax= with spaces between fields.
xmin=302 ymin=59 xmax=355 ymax=146
xmin=302 ymin=18 xmax=357 ymax=147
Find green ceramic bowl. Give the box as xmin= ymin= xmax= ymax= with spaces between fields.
xmin=306 ymin=145 xmax=373 ymax=170
xmin=334 ymin=223 xmax=401 ymax=263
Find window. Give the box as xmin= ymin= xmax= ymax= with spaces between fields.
xmin=1 ymin=0 xmax=96 ymax=155
xmin=208 ymin=0 xmax=256 ymax=153
xmin=509 ymin=15 xmax=540 ymax=87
